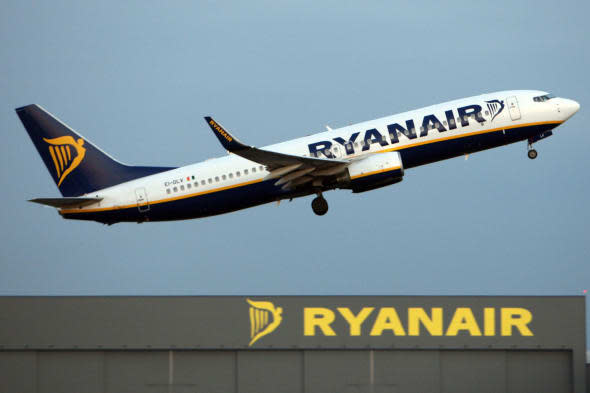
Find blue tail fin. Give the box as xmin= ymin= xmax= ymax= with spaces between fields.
xmin=16 ymin=105 xmax=175 ymax=197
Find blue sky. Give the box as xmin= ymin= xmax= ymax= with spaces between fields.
xmin=1 ymin=1 xmax=588 ymax=347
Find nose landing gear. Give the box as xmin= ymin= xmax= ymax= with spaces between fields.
xmin=527 ymin=142 xmax=538 ymax=160
xmin=527 ymin=149 xmax=538 ymax=159
xmin=311 ymin=194 xmax=328 ymax=216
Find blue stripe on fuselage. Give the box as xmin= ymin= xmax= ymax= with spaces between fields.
xmin=61 ymin=179 xmax=293 ymax=224
xmin=400 ymin=121 xmax=558 ymax=168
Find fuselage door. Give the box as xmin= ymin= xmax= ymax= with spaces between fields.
xmin=506 ymin=96 xmax=521 ymax=121
xmin=135 ymin=187 xmax=150 ymax=212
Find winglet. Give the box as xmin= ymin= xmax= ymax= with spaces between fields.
xmin=204 ymin=116 xmax=249 ymax=152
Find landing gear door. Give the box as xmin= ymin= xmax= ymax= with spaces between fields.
xmin=135 ymin=187 xmax=150 ymax=212
xmin=506 ymin=96 xmax=521 ymax=121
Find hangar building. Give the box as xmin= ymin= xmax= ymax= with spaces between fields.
xmin=0 ymin=296 xmax=587 ymax=393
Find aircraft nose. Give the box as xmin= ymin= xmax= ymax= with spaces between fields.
xmin=560 ymin=98 xmax=580 ymax=120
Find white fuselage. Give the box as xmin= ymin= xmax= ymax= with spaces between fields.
xmin=59 ymin=90 xmax=579 ymax=222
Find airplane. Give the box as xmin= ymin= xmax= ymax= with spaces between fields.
xmin=15 ymin=90 xmax=579 ymax=224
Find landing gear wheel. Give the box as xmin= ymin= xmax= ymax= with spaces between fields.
xmin=311 ymin=195 xmax=329 ymax=216
xmin=527 ymin=149 xmax=538 ymax=160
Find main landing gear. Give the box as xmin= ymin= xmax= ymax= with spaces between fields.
xmin=311 ymin=193 xmax=328 ymax=216
xmin=527 ymin=142 xmax=538 ymax=160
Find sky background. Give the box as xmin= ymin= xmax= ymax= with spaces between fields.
xmin=1 ymin=1 xmax=588 ymax=348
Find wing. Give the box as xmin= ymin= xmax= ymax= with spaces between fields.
xmin=204 ymin=116 xmax=349 ymax=190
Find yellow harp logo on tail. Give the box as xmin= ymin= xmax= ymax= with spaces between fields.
xmin=247 ymin=298 xmax=283 ymax=346
xmin=43 ymin=136 xmax=86 ymax=187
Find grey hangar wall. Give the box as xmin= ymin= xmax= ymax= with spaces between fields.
xmin=0 ymin=296 xmax=586 ymax=393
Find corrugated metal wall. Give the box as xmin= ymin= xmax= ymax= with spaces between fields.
xmin=0 ymin=349 xmax=572 ymax=393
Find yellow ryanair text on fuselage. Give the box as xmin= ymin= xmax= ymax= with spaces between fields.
xmin=303 ymin=307 xmax=533 ymax=337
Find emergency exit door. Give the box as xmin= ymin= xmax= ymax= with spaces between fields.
xmin=135 ymin=187 xmax=150 ymax=212
xmin=506 ymin=96 xmax=521 ymax=120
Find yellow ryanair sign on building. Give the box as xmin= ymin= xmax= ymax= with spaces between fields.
xmin=303 ymin=307 xmax=533 ymax=337
xmin=247 ymin=298 xmax=283 ymax=346
xmin=245 ymin=302 xmax=534 ymax=346
xmin=44 ymin=136 xmax=86 ymax=186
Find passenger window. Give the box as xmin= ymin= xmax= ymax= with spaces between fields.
xmin=166 ymin=188 xmax=171 ymax=194
xmin=194 ymin=182 xmax=198 ymax=187
xmin=180 ymin=185 xmax=185 ymax=191
xmin=259 ymin=166 xmax=264 ymax=171
xmin=236 ymin=171 xmax=241 ymax=177
xmin=443 ymin=121 xmax=447 ymax=126
xmin=244 ymin=169 xmax=249 ymax=175
xmin=187 ymin=183 xmax=191 ymax=189
xmin=201 ymin=180 xmax=206 ymax=185
xmin=485 ymin=110 xmax=490 ymax=116
xmin=208 ymin=178 xmax=212 ymax=184
xmin=222 ymin=174 xmax=227 ymax=180
xmin=420 ymin=126 xmax=425 ymax=132
xmin=449 ymin=119 xmax=455 ymax=127
xmin=252 ymin=167 xmax=256 ymax=173
xmin=173 ymin=187 xmax=178 ymax=192
xmin=215 ymin=176 xmax=219 ymax=182
xmin=435 ymin=123 xmax=440 ymax=128
xmin=229 ymin=173 xmax=234 ymax=179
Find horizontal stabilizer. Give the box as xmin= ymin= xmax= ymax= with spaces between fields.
xmin=29 ymin=197 xmax=103 ymax=208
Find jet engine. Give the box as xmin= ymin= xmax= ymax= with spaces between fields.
xmin=341 ymin=151 xmax=404 ymax=193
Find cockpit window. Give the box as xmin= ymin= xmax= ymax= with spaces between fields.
xmin=533 ymin=93 xmax=555 ymax=102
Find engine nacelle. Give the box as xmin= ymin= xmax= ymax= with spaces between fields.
xmin=344 ymin=151 xmax=404 ymax=193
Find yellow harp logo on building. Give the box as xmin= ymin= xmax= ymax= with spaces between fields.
xmin=247 ymin=298 xmax=283 ymax=346
xmin=43 ymin=136 xmax=86 ymax=187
